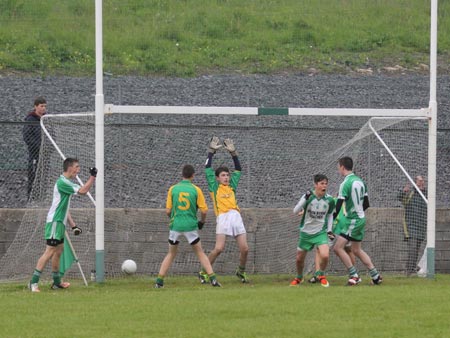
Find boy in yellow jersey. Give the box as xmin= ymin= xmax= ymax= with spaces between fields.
xmin=199 ymin=137 xmax=249 ymax=283
xmin=155 ymin=164 xmax=221 ymax=288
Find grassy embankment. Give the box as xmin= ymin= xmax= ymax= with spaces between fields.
xmin=0 ymin=0 xmax=449 ymax=76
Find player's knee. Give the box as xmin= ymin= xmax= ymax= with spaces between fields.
xmin=240 ymin=245 xmax=249 ymax=254
xmin=214 ymin=245 xmax=225 ymax=254
xmin=320 ymin=252 xmax=329 ymax=261
xmin=351 ymin=247 xmax=362 ymax=256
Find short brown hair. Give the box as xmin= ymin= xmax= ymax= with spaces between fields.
xmin=182 ymin=164 xmax=195 ymax=178
xmin=63 ymin=158 xmax=79 ymax=172
xmin=314 ymin=174 xmax=328 ymax=183
xmin=34 ymin=96 xmax=47 ymax=106
xmin=338 ymin=157 xmax=353 ymax=171
xmin=215 ymin=166 xmax=230 ymax=177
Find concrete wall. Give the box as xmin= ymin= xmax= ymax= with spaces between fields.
xmin=1 ymin=208 xmax=449 ymax=276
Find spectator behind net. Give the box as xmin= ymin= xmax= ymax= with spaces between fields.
xmin=23 ymin=96 xmax=47 ymax=198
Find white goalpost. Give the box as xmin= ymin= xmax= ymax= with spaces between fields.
xmin=95 ymin=0 xmax=105 ymax=282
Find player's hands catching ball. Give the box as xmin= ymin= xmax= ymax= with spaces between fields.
xmin=208 ymin=136 xmax=222 ymax=154
xmin=223 ymin=138 xmax=237 ymax=156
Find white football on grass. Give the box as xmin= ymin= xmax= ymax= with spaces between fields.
xmin=121 ymin=259 xmax=137 ymax=274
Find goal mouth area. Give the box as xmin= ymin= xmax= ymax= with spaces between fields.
xmin=0 ymin=110 xmax=430 ymax=281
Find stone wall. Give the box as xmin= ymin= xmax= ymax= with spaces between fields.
xmin=1 ymin=208 xmax=449 ymax=276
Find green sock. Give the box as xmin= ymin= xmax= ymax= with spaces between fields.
xmin=296 ymin=274 xmax=303 ymax=280
xmin=156 ymin=276 xmax=164 ymax=286
xmin=31 ymin=269 xmax=41 ymax=284
xmin=52 ymin=271 xmax=61 ymax=285
xmin=238 ymin=266 xmax=245 ymax=272
xmin=208 ymin=273 xmax=216 ymax=281
xmin=348 ymin=266 xmax=358 ymax=277
xmin=316 ymin=270 xmax=324 ymax=276
xmin=369 ymin=268 xmax=379 ymax=279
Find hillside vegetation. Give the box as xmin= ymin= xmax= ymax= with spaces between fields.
xmin=0 ymin=0 xmax=449 ymax=76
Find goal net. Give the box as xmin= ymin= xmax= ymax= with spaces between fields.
xmin=0 ymin=111 xmax=429 ymax=282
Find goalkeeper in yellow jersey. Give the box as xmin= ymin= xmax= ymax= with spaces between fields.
xmin=199 ymin=136 xmax=250 ymax=283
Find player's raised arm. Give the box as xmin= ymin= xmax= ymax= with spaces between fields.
xmin=206 ymin=136 xmax=222 ymax=168
xmin=223 ymin=138 xmax=241 ymax=171
xmin=78 ymin=167 xmax=97 ymax=195
xmin=293 ymin=190 xmax=311 ymax=214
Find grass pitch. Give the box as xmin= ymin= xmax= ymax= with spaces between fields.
xmin=1 ymin=274 xmax=450 ymax=338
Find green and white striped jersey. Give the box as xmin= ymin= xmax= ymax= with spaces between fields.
xmin=338 ymin=173 xmax=368 ymax=219
xmin=46 ymin=175 xmax=80 ymax=225
xmin=293 ymin=192 xmax=335 ymax=235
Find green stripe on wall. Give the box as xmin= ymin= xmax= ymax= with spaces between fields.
xmin=258 ymin=108 xmax=289 ymax=115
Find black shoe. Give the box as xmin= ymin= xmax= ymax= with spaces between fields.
xmin=308 ymin=276 xmax=319 ymax=284
xmin=371 ymin=275 xmax=383 ymax=285
xmin=210 ymin=279 xmax=221 ymax=287
xmin=51 ymin=282 xmax=70 ymax=289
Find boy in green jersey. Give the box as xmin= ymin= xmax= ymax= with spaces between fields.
xmin=333 ymin=156 xmax=383 ymax=286
xmin=290 ymin=174 xmax=335 ymax=288
xmin=29 ymin=158 xmax=97 ymax=292
xmin=155 ymin=164 xmax=221 ymax=288
xmin=308 ymin=200 xmax=356 ymax=283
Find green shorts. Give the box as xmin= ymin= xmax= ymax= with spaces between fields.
xmin=332 ymin=220 xmax=342 ymax=236
xmin=298 ymin=231 xmax=328 ymax=251
xmin=44 ymin=221 xmax=66 ymax=241
xmin=336 ymin=217 xmax=366 ymax=242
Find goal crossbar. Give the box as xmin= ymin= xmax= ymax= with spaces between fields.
xmin=105 ymin=104 xmax=429 ymax=118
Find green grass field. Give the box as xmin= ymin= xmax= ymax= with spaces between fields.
xmin=1 ymin=0 xmax=449 ymax=76
xmin=1 ymin=274 xmax=450 ymax=338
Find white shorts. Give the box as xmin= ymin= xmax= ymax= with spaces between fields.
xmin=168 ymin=230 xmax=199 ymax=245
xmin=216 ymin=210 xmax=246 ymax=237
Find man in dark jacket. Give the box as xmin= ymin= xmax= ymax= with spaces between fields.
xmin=23 ymin=97 xmax=47 ymax=198
xmin=398 ymin=175 xmax=427 ymax=275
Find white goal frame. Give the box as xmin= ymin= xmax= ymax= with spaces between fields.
xmin=93 ymin=0 xmax=438 ymax=281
